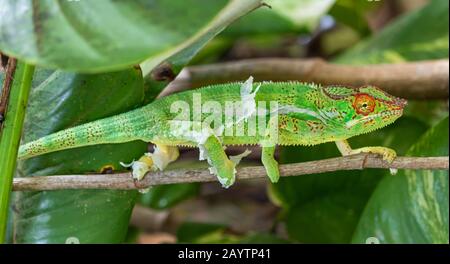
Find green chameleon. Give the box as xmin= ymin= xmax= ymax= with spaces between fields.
xmin=18 ymin=77 xmax=407 ymax=188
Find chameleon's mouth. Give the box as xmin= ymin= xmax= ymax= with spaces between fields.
xmin=345 ymin=109 xmax=403 ymax=128
xmin=382 ymin=108 xmax=403 ymax=118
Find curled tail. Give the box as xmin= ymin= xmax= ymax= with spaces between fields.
xmin=18 ymin=107 xmax=151 ymax=160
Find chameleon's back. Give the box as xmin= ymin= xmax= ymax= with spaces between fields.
xmin=147 ymin=81 xmax=324 ymax=146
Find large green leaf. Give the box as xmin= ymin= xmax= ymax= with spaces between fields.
xmin=176 ymin=222 xmax=238 ymax=244
xmin=237 ymin=233 xmax=291 ymax=244
xmin=271 ymin=117 xmax=428 ymax=243
xmin=334 ymin=0 xmax=449 ymax=64
xmin=14 ymin=68 xmax=148 ymax=243
xmin=0 ymin=0 xmax=262 ymax=73
xmin=176 ymin=222 xmax=291 ymax=244
xmin=143 ymin=0 xmax=336 ymax=101
xmin=352 ymin=117 xmax=449 ymax=244
xmin=224 ymin=0 xmax=335 ymax=36
xmin=139 ymin=183 xmax=200 ymax=210
xmin=328 ymin=0 xmax=381 ymax=36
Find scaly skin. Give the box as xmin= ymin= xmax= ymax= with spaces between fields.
xmin=18 ymin=77 xmax=407 ymax=187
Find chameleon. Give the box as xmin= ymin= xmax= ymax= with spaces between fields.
xmin=18 ymin=77 xmax=407 ymax=188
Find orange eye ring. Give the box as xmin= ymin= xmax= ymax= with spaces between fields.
xmin=353 ymin=94 xmax=375 ymax=115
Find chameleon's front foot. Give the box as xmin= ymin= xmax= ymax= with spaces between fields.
xmin=261 ymin=146 xmax=280 ymax=183
xmin=199 ymin=135 xmax=253 ymax=188
xmin=349 ymin=146 xmax=397 ymax=163
xmin=335 ymin=140 xmax=398 ymax=175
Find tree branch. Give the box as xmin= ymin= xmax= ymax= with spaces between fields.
xmin=160 ymin=58 xmax=449 ymax=100
xmin=12 ymin=154 xmax=449 ymax=191
xmin=0 ymin=58 xmax=17 ymax=127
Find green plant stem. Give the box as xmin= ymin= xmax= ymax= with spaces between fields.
xmin=0 ymin=62 xmax=34 ymax=243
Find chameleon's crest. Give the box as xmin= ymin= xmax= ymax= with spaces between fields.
xmin=323 ymin=84 xmax=405 ymax=105
xmin=322 ymin=86 xmax=357 ymax=99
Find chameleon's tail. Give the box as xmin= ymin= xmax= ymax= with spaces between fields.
xmin=18 ymin=107 xmax=151 ymax=160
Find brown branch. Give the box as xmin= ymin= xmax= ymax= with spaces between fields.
xmin=12 ymin=154 xmax=449 ymax=191
xmin=0 ymin=58 xmax=17 ymax=127
xmin=159 ymin=58 xmax=449 ymax=100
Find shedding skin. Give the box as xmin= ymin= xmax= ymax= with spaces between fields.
xmin=202 ymin=135 xmax=236 ymax=187
xmin=18 ymin=77 xmax=407 ymax=188
xmin=261 ymin=146 xmax=279 ymax=183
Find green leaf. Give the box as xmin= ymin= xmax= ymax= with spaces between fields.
xmin=176 ymin=222 xmax=289 ymax=244
xmin=271 ymin=117 xmax=428 ymax=243
xmin=139 ymin=183 xmax=200 ymax=210
xmin=335 ymin=0 xmax=449 ymax=64
xmin=176 ymin=222 xmax=239 ymax=244
xmin=0 ymin=0 xmax=262 ymax=73
xmin=328 ymin=0 xmax=381 ymax=37
xmin=143 ymin=0 xmax=336 ymax=101
xmin=404 ymin=101 xmax=449 ymax=127
xmin=352 ymin=117 xmax=449 ymax=244
xmin=14 ymin=68 xmax=148 ymax=243
xmin=267 ymin=0 xmax=335 ymax=29
xmin=0 ymin=62 xmax=34 ymax=243
xmin=0 ymin=69 xmax=4 ymax=86
xmin=238 ymin=233 xmax=291 ymax=244
xmin=223 ymin=0 xmax=336 ymax=36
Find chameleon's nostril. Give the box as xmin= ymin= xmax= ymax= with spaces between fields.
xmin=394 ymin=98 xmax=407 ymax=107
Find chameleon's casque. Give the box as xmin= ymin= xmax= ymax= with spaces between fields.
xmin=18 ymin=77 xmax=406 ymax=187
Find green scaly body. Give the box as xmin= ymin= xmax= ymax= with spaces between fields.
xmin=18 ymin=78 xmax=407 ymax=187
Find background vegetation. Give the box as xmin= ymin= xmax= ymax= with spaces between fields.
xmin=0 ymin=0 xmax=448 ymax=244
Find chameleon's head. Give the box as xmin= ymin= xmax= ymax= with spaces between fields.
xmin=322 ymin=85 xmax=407 ymax=136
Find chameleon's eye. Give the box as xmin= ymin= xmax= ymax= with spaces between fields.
xmin=353 ymin=94 xmax=375 ymax=115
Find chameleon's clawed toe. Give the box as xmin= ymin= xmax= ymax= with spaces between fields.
xmin=120 ymin=154 xmax=154 ymax=181
xmin=381 ymin=148 xmax=397 ymax=163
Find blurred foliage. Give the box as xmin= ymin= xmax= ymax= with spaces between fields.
xmin=335 ymin=0 xmax=448 ymax=64
xmin=14 ymin=68 xmax=147 ymax=243
xmin=0 ymin=69 xmax=3 ymax=86
xmin=134 ymin=156 xmax=208 ymax=211
xmin=319 ymin=24 xmax=361 ymax=56
xmin=328 ymin=0 xmax=381 ymax=37
xmin=353 ymin=117 xmax=449 ymax=243
xmin=145 ymin=0 xmax=337 ymax=101
xmin=272 ymin=117 xmax=428 ymax=243
xmin=177 ymin=222 xmax=239 ymax=243
xmin=271 ymin=0 xmax=449 ymax=243
xmin=2 ymin=0 xmax=447 ymax=244
xmin=224 ymin=0 xmax=336 ymax=36
xmin=176 ymin=222 xmax=291 ymax=244
xmin=237 ymin=233 xmax=291 ymax=244
xmin=5 ymin=0 xmax=265 ymax=244
xmin=139 ymin=183 xmax=200 ymax=210
xmin=403 ymin=100 xmax=449 ymax=127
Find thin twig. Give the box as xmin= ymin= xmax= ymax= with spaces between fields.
xmin=12 ymin=154 xmax=449 ymax=191
xmin=0 ymin=58 xmax=17 ymax=127
xmin=160 ymin=58 xmax=449 ymax=100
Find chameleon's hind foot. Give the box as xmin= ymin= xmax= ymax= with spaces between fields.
xmin=335 ymin=140 xmax=398 ymax=175
xmin=120 ymin=144 xmax=179 ymax=181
